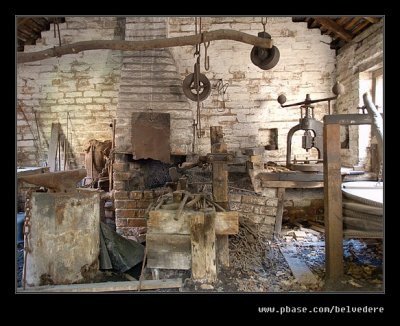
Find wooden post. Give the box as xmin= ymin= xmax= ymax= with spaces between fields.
xmin=204 ymin=209 xmax=217 ymax=282
xmin=274 ymin=187 xmax=286 ymax=238
xmin=210 ymin=126 xmax=230 ymax=268
xmin=323 ymin=123 xmax=343 ymax=281
xmin=190 ymin=213 xmax=206 ymax=280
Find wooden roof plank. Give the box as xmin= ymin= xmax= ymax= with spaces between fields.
xmin=307 ymin=18 xmax=320 ymax=29
xmin=335 ymin=17 xmax=350 ymax=25
xmin=343 ymin=17 xmax=362 ymax=31
xmin=352 ymin=20 xmax=371 ymax=35
xmin=313 ymin=17 xmax=353 ymax=42
xmin=364 ymin=17 xmax=380 ymax=23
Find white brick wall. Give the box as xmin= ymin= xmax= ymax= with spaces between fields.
xmin=168 ymin=17 xmax=337 ymax=159
xmin=17 ymin=17 xmax=123 ymax=167
xmin=17 ymin=16 xmax=340 ymax=166
xmin=336 ymin=20 xmax=383 ymax=167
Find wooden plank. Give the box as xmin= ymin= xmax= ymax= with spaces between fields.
xmin=343 ymin=216 xmax=382 ymax=231
xmin=147 ymin=250 xmax=191 ymax=270
xmin=147 ymin=209 xmax=191 ymax=234
xmin=210 ymin=126 xmax=229 ymax=268
xmin=261 ymin=181 xmax=324 ymax=188
xmin=190 ymin=213 xmax=205 ymax=280
xmin=48 ymin=123 xmax=60 ymax=172
xmin=148 ymin=209 xmax=236 ymax=235
xmin=323 ymin=123 xmax=343 ymax=281
xmin=204 ymin=209 xmax=217 ymax=282
xmin=274 ymin=188 xmax=286 ymax=237
xmin=216 ymin=235 xmax=229 ymax=268
xmin=308 ymin=222 xmax=325 ymax=234
xmin=352 ymin=20 xmax=370 ymax=35
xmin=18 ymin=278 xmax=183 ymax=292
xmin=343 ymin=230 xmax=383 ymax=239
xmin=257 ymin=172 xmax=324 ymax=182
xmin=280 ymin=245 xmax=318 ymax=285
xmin=146 ymin=233 xmax=191 ymax=269
xmin=313 ymin=17 xmax=353 ymax=42
xmin=343 ymin=17 xmax=361 ymax=30
xmin=215 ymin=211 xmax=239 ymax=235
xmin=324 ymin=114 xmax=372 ymax=126
xmin=212 ymin=162 xmax=229 ymax=202
xmin=146 ymin=234 xmax=191 ymax=253
xmin=363 ymin=17 xmax=380 ymax=24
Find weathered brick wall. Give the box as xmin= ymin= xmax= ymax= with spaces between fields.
xmin=229 ymin=188 xmax=324 ymax=239
xmin=17 ymin=17 xmax=123 ymax=167
xmin=335 ymin=20 xmax=383 ymax=167
xmin=229 ymin=192 xmax=277 ymax=240
xmin=168 ymin=17 xmax=336 ymax=161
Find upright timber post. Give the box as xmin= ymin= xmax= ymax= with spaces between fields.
xmin=210 ymin=126 xmax=230 ymax=268
xmin=323 ymin=123 xmax=343 ymax=281
xmin=323 ymin=112 xmax=374 ymax=285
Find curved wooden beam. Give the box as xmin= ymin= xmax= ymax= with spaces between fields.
xmin=17 ymin=29 xmax=273 ymax=63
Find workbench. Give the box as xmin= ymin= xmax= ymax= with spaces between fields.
xmin=256 ymin=171 xmax=324 ymax=237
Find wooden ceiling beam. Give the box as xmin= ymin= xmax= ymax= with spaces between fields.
xmin=17 ymin=17 xmax=32 ymax=26
xmin=336 ymin=17 xmax=349 ymax=25
xmin=352 ymin=20 xmax=371 ymax=35
xmin=307 ymin=18 xmax=320 ymax=29
xmin=363 ymin=17 xmax=380 ymax=23
xmin=313 ymin=17 xmax=353 ymax=42
xmin=343 ymin=17 xmax=361 ymax=31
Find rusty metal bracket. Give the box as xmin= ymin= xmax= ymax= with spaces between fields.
xmin=206 ymin=153 xmax=234 ymax=162
xmin=323 ymin=114 xmax=372 ymax=125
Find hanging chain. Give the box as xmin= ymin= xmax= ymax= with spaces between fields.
xmin=261 ymin=17 xmax=267 ymax=32
xmin=193 ymin=17 xmax=203 ymax=138
xmin=195 ymin=57 xmax=202 ymax=138
xmin=22 ymin=189 xmax=33 ymax=290
xmin=194 ymin=17 xmax=201 ymax=56
xmin=204 ymin=41 xmax=210 ymax=71
xmin=53 ymin=18 xmax=62 ymax=47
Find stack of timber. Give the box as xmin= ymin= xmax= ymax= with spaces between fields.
xmin=342 ymin=181 xmax=383 ymax=238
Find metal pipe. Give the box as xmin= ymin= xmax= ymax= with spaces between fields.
xmin=280 ymin=95 xmax=338 ymax=108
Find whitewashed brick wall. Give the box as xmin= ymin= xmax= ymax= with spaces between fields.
xmin=168 ymin=17 xmax=337 ymax=160
xmin=335 ymin=20 xmax=383 ymax=167
xmin=17 ymin=16 xmax=338 ymax=167
xmin=17 ymin=17 xmax=123 ymax=167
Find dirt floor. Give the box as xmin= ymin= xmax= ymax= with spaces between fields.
xmin=176 ymin=222 xmax=383 ymax=293
xmin=16 ymin=221 xmax=383 ymax=293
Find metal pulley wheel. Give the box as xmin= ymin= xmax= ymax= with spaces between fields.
xmin=182 ymin=72 xmax=211 ymax=102
xmin=250 ymin=31 xmax=280 ymax=70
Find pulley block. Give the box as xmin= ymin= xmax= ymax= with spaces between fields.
xmin=182 ymin=72 xmax=211 ymax=102
xmin=250 ymin=31 xmax=280 ymax=70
